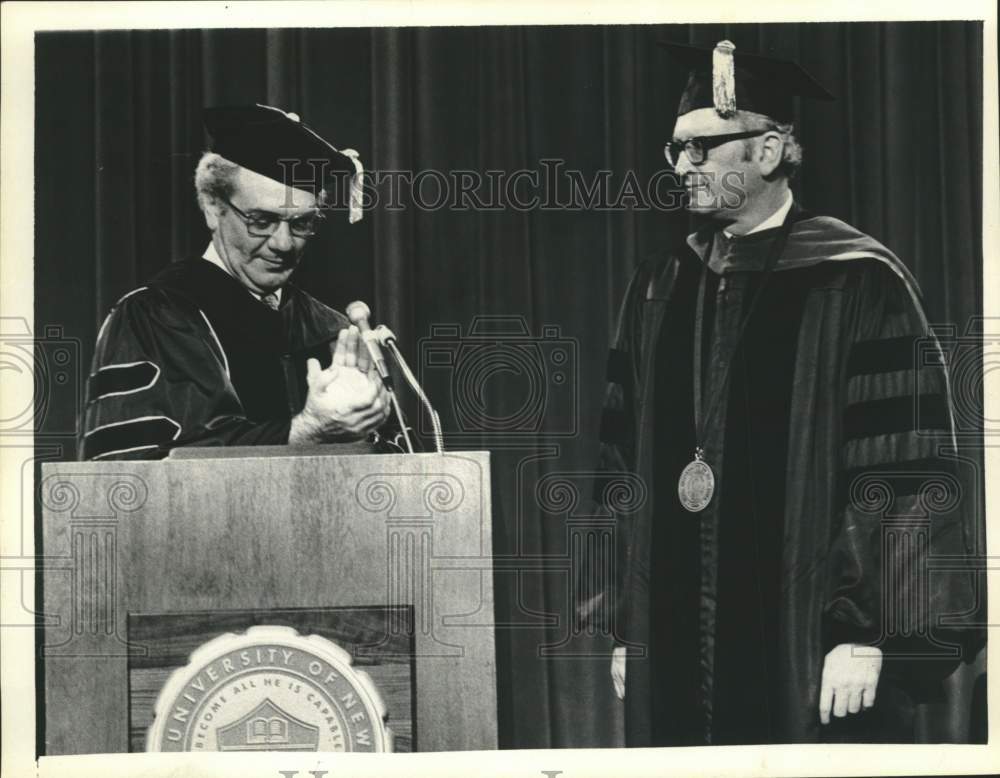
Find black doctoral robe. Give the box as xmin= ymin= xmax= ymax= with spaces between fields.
xmin=79 ymin=257 xmax=353 ymax=460
xmin=596 ymin=205 xmax=982 ymax=744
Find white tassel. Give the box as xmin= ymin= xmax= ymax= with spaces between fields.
xmin=339 ymin=148 xmax=365 ymax=224
xmin=712 ymin=40 xmax=737 ymax=117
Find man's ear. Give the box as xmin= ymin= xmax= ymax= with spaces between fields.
xmin=201 ymin=197 xmax=221 ymax=231
xmin=758 ymin=132 xmax=785 ymax=177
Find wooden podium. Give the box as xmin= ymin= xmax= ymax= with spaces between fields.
xmin=39 ymin=449 xmax=496 ymax=754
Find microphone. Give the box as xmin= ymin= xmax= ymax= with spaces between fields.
xmin=345 ymin=301 xmax=392 ymax=388
xmin=373 ymin=324 xmax=397 ymax=346
xmin=373 ymin=326 xmax=444 ymax=453
xmin=345 ymin=302 xmax=414 ymax=454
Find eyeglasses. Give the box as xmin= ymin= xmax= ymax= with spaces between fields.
xmin=223 ymin=197 xmax=325 ymax=238
xmin=664 ymin=130 xmax=768 ymax=167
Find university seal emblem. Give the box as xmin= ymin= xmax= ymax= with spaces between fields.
xmin=147 ymin=625 xmax=392 ymax=752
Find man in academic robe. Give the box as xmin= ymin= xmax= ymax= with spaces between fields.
xmin=598 ymin=41 xmax=981 ymax=744
xmin=79 ymin=104 xmax=391 ymax=460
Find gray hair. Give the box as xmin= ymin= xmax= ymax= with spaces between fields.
xmin=194 ymin=152 xmax=239 ymax=213
xmin=193 ymin=151 xmax=329 ymax=213
xmin=737 ymin=111 xmax=803 ymax=180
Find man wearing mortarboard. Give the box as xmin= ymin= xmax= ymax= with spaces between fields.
xmin=596 ymin=41 xmax=982 ymax=744
xmin=79 ymin=105 xmax=391 ymax=460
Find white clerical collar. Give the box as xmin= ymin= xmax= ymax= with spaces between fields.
xmin=202 ymin=242 xmax=281 ymax=304
xmin=723 ymin=189 xmax=794 ymax=238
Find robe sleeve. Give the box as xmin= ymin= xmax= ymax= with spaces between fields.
xmin=597 ymin=268 xmax=645 ymax=477
xmin=824 ymin=259 xmax=980 ymax=669
xmin=577 ymin=261 xmax=652 ymax=638
xmin=79 ymin=287 xmax=291 ymax=460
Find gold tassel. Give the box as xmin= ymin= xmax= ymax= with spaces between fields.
xmin=340 ymin=148 xmax=365 ymax=224
xmin=712 ymin=40 xmax=737 ymax=117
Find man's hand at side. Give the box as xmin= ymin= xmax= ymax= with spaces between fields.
xmin=289 ymin=326 xmax=390 ymax=444
xmin=818 ymin=643 xmax=882 ymax=725
xmin=611 ymin=645 xmax=627 ymax=700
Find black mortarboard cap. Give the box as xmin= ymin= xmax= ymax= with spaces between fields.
xmin=660 ymin=40 xmax=834 ymax=123
xmin=204 ymin=104 xmax=364 ymax=222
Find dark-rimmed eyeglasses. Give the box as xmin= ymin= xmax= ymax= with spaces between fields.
xmin=664 ymin=130 xmax=768 ymax=167
xmin=223 ymin=197 xmax=325 ymax=238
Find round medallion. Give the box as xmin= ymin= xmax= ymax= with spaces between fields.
xmin=147 ymin=625 xmax=392 ymax=753
xmin=678 ymin=458 xmax=715 ymax=513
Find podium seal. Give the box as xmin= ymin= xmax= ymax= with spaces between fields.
xmin=147 ymin=625 xmax=392 ymax=752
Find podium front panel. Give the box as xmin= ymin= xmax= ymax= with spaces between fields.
xmin=40 ymin=451 xmax=496 ymax=754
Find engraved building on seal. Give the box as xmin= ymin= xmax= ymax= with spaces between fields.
xmin=216 ymin=699 xmax=321 ymax=751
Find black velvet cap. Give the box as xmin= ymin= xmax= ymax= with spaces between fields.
xmin=661 ymin=41 xmax=834 ymax=123
xmin=204 ymin=104 xmax=357 ymax=191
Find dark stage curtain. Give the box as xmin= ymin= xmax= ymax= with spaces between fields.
xmin=35 ymin=22 xmax=985 ymax=749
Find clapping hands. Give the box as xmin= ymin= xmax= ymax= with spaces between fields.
xmin=289 ymin=325 xmax=391 ymax=444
